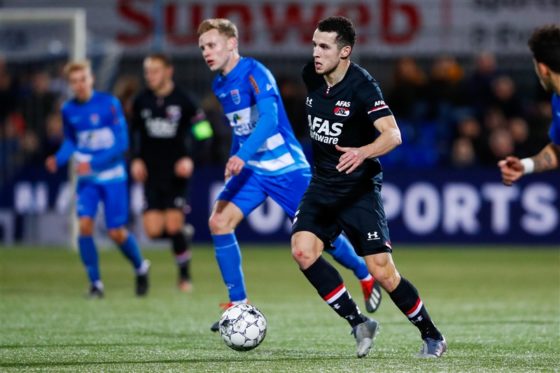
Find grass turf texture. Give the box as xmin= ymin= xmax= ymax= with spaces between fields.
xmin=1 ymin=245 xmax=558 ymax=372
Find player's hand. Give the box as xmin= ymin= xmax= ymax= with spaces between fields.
xmin=131 ymin=158 xmax=148 ymax=182
xmin=175 ymin=157 xmax=194 ymax=178
xmin=45 ymin=156 xmax=57 ymax=173
xmin=335 ymin=145 xmax=367 ymax=174
xmin=76 ymin=162 xmax=92 ymax=175
xmin=497 ymin=156 xmax=523 ymax=186
xmin=224 ymin=168 xmax=232 ymax=182
xmin=226 ymin=155 xmax=245 ymax=176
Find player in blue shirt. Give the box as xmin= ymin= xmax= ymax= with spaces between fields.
xmin=197 ymin=18 xmax=381 ymax=332
xmin=499 ymin=25 xmax=560 ymax=184
xmin=45 ymin=61 xmax=150 ymax=298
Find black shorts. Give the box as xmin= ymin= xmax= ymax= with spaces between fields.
xmin=292 ymin=180 xmax=392 ymax=256
xmin=143 ymin=178 xmax=188 ymax=212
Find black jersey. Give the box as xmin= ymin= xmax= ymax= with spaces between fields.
xmin=302 ymin=61 xmax=393 ymax=190
xmin=131 ymin=87 xmax=203 ymax=180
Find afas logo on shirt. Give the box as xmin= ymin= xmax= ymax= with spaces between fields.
xmin=367 ymin=100 xmax=388 ymax=114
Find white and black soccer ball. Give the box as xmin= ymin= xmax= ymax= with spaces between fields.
xmin=218 ymin=303 xmax=267 ymax=351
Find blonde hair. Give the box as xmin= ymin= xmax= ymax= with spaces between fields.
xmin=197 ymin=18 xmax=238 ymax=38
xmin=63 ymin=60 xmax=91 ymax=78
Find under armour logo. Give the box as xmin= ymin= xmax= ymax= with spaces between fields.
xmin=306 ymin=97 xmax=313 ymax=107
xmin=367 ymin=231 xmax=380 ymax=241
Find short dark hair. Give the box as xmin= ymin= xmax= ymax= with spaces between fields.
xmin=528 ymin=25 xmax=560 ymax=73
xmin=145 ymin=53 xmax=173 ymax=67
xmin=317 ymin=16 xmax=356 ymax=49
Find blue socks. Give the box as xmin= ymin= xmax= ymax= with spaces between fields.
xmin=78 ymin=236 xmax=100 ymax=284
xmin=328 ymin=235 xmax=369 ymax=280
xmin=212 ymin=233 xmax=247 ymax=302
xmin=118 ymin=234 xmax=144 ymax=270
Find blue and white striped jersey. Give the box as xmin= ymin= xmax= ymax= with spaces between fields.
xmin=212 ymin=57 xmax=309 ymax=175
xmin=57 ymin=91 xmax=128 ymax=183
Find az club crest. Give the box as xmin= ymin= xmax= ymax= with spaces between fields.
xmin=230 ymin=89 xmax=241 ymax=105
xmin=166 ymin=105 xmax=182 ymax=121
xmin=89 ymin=113 xmax=100 ymax=125
xmin=334 ymin=107 xmax=350 ymax=117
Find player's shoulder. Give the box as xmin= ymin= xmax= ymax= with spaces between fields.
xmin=61 ymin=99 xmax=75 ymax=113
xmin=92 ymin=91 xmax=121 ymax=108
xmin=347 ymin=62 xmax=377 ymax=87
xmin=241 ymin=57 xmax=273 ymax=80
xmin=93 ymin=90 xmax=117 ymax=101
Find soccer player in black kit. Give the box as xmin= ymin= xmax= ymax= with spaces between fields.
xmin=131 ymin=53 xmax=213 ymax=292
xmin=291 ymin=16 xmax=447 ymax=358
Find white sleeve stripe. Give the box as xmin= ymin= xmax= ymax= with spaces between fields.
xmin=256 ymin=133 xmax=285 ymax=153
xmin=247 ymin=152 xmax=295 ymax=171
xmin=367 ymin=105 xmax=389 ymax=114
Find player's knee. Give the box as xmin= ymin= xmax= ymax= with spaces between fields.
xmin=144 ymin=224 xmax=163 ymax=239
xmin=208 ymin=213 xmax=230 ymax=234
xmin=291 ymin=236 xmax=318 ymax=268
xmin=79 ymin=219 xmax=94 ymax=236
xmin=372 ymin=266 xmax=400 ymax=292
xmin=165 ymin=222 xmax=182 ymax=236
xmin=108 ymin=228 xmax=127 ymax=244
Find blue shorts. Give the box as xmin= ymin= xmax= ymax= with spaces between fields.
xmin=217 ymin=167 xmax=311 ymax=218
xmin=76 ymin=180 xmax=129 ymax=229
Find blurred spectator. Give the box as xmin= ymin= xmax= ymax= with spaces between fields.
xmin=450 ymin=137 xmax=476 ymax=169
xmin=425 ymin=55 xmax=468 ymax=123
xmin=489 ymin=75 xmax=524 ymax=118
xmin=387 ymin=57 xmax=428 ymax=121
xmin=466 ymin=52 xmax=501 ymax=115
xmin=19 ymin=70 xmax=58 ymax=142
xmin=481 ymin=106 xmax=507 ymax=132
xmin=18 ymin=130 xmax=41 ymax=167
xmin=113 ymin=74 xmax=141 ymax=122
xmin=485 ymin=127 xmax=515 ymax=165
xmin=456 ymin=116 xmax=481 ymax=140
xmin=0 ymin=57 xmax=18 ymax=121
xmin=43 ymin=112 xmax=64 ymax=157
xmin=0 ymin=112 xmax=25 ymax=184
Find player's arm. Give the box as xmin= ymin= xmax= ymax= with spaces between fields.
xmin=498 ymin=143 xmax=560 ymax=186
xmin=227 ymin=96 xmax=278 ymax=175
xmin=46 ymin=109 xmax=76 ymax=173
xmin=89 ymin=98 xmax=129 ymax=172
xmin=534 ymin=143 xmax=560 ymax=171
xmin=336 ymin=115 xmax=402 ymax=174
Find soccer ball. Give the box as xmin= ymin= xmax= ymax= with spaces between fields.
xmin=218 ymin=303 xmax=267 ymax=351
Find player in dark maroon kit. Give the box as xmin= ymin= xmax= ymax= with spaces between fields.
xmin=291 ymin=16 xmax=446 ymax=358
xmin=130 ymin=53 xmax=213 ymax=292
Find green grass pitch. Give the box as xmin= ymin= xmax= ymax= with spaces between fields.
xmin=1 ymin=245 xmax=558 ymax=372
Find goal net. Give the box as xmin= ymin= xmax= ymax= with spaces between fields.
xmin=0 ymin=9 xmax=86 ymax=247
